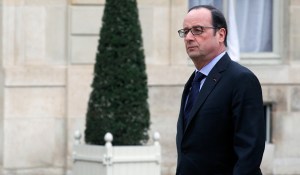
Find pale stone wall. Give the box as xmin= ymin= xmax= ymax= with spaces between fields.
xmin=0 ymin=0 xmax=4 ymax=167
xmin=1 ymin=0 xmax=300 ymax=175
xmin=267 ymin=1 xmax=300 ymax=174
xmin=1 ymin=0 xmax=68 ymax=174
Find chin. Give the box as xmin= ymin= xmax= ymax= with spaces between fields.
xmin=188 ymin=53 xmax=200 ymax=59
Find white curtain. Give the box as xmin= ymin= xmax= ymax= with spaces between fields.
xmin=235 ymin=0 xmax=273 ymax=52
xmin=188 ymin=0 xmax=273 ymax=53
xmin=227 ymin=0 xmax=240 ymax=61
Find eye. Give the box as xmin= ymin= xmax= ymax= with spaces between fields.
xmin=183 ymin=29 xmax=190 ymax=35
xmin=192 ymin=27 xmax=204 ymax=34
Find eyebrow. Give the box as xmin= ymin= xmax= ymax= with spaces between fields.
xmin=183 ymin=25 xmax=203 ymax=29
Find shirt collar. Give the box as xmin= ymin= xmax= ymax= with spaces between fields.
xmin=195 ymin=51 xmax=226 ymax=76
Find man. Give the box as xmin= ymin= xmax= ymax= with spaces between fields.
xmin=176 ymin=5 xmax=265 ymax=175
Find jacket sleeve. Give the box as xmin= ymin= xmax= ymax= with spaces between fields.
xmin=232 ymin=71 xmax=266 ymax=175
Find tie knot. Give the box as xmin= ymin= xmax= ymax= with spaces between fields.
xmin=193 ymin=72 xmax=205 ymax=82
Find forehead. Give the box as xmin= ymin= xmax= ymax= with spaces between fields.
xmin=183 ymin=8 xmax=212 ymax=27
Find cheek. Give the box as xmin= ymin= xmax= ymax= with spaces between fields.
xmin=184 ymin=40 xmax=188 ymax=46
xmin=196 ymin=35 xmax=211 ymax=45
xmin=200 ymin=39 xmax=218 ymax=52
xmin=206 ymin=36 xmax=219 ymax=45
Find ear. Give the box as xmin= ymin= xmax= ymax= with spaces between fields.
xmin=217 ymin=28 xmax=226 ymax=43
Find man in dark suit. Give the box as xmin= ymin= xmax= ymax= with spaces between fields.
xmin=176 ymin=5 xmax=265 ymax=175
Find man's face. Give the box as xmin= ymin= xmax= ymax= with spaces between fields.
xmin=182 ymin=8 xmax=224 ymax=62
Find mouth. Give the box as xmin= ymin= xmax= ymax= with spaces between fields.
xmin=187 ymin=46 xmax=198 ymax=50
xmin=187 ymin=44 xmax=198 ymax=48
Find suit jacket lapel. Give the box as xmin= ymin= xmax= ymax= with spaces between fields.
xmin=178 ymin=73 xmax=195 ymax=135
xmin=184 ymin=54 xmax=231 ymax=133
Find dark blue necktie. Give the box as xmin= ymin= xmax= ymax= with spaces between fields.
xmin=184 ymin=72 xmax=206 ymax=125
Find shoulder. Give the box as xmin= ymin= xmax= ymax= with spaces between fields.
xmin=229 ymin=61 xmax=259 ymax=82
xmin=226 ymin=62 xmax=263 ymax=96
xmin=212 ymin=53 xmax=261 ymax=85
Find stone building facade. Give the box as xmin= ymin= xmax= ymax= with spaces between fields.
xmin=0 ymin=0 xmax=300 ymax=175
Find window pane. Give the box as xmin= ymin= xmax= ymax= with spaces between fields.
xmin=235 ymin=0 xmax=273 ymax=52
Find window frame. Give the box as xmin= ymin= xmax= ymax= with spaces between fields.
xmin=239 ymin=0 xmax=283 ymax=65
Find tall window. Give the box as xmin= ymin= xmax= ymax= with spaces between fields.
xmin=188 ymin=0 xmax=274 ymax=53
xmin=264 ymin=103 xmax=272 ymax=143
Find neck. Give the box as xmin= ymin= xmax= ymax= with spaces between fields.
xmin=193 ymin=48 xmax=226 ymax=70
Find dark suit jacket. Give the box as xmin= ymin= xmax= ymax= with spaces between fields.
xmin=176 ymin=53 xmax=265 ymax=175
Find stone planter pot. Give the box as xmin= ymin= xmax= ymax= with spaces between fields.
xmin=72 ymin=131 xmax=161 ymax=175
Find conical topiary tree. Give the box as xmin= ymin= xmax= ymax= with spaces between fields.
xmin=84 ymin=0 xmax=150 ymax=146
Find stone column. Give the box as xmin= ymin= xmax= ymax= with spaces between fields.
xmin=0 ymin=0 xmax=4 ymax=168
